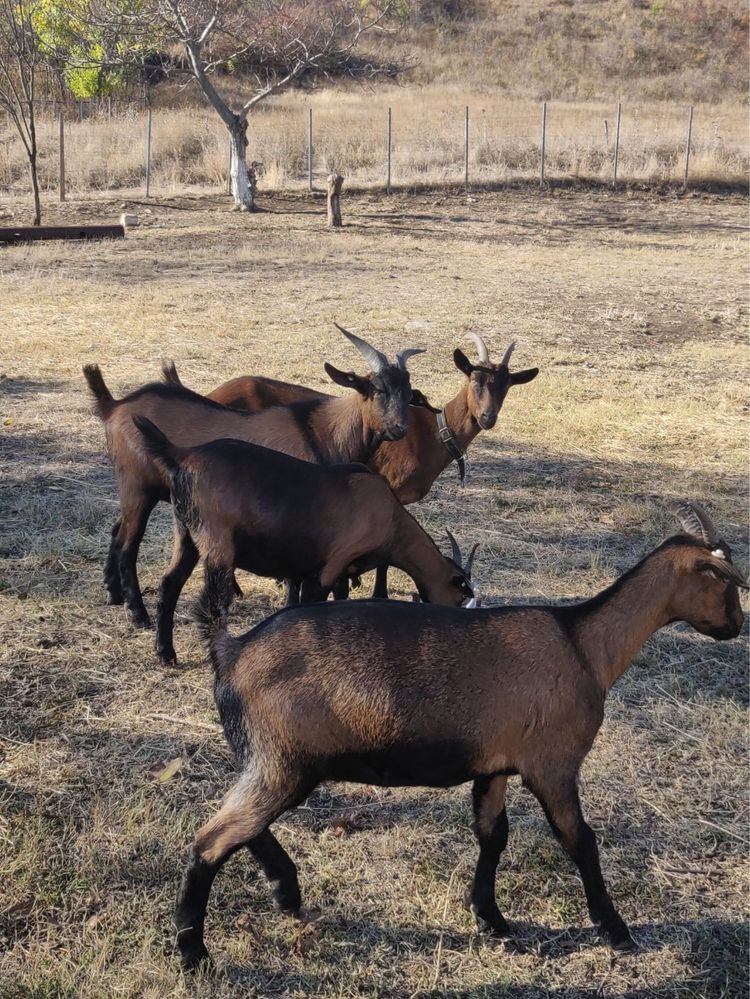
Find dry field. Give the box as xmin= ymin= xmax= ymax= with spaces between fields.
xmin=0 ymin=185 xmax=748 ymax=999
xmin=1 ymin=88 xmax=748 ymax=198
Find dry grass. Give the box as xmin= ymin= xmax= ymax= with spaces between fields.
xmin=0 ymin=88 xmax=747 ymax=200
xmin=0 ymin=186 xmax=748 ymax=998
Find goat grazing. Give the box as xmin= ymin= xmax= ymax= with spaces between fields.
xmin=83 ymin=324 xmax=423 ymax=629
xmin=173 ymin=502 xmax=746 ymax=970
xmin=165 ymin=334 xmax=538 ymax=597
xmin=133 ymin=417 xmax=474 ymax=664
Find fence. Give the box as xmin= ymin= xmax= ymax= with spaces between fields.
xmin=1 ymin=97 xmax=747 ymax=199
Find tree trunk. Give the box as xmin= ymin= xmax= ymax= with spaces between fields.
xmin=28 ymin=149 xmax=41 ymax=226
xmin=327 ymin=173 xmax=344 ymax=227
xmin=229 ymin=115 xmax=256 ymax=211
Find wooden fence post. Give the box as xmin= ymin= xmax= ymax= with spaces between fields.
xmin=145 ymin=107 xmax=152 ymax=197
xmin=59 ymin=112 xmax=65 ymax=203
xmin=308 ymin=108 xmax=313 ymax=192
xmin=683 ymin=105 xmax=693 ymax=191
xmin=386 ymin=107 xmax=392 ymax=195
xmin=464 ymin=105 xmax=469 ymax=190
xmin=539 ymin=101 xmax=547 ymax=187
xmin=327 ymin=173 xmax=343 ymax=227
xmin=612 ymin=102 xmax=622 ymax=186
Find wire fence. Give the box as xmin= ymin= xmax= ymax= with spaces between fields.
xmin=1 ymin=97 xmax=747 ymax=199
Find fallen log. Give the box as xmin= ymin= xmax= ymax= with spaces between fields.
xmin=0 ymin=224 xmax=125 ymax=244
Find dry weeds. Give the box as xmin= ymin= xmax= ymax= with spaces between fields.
xmin=0 ymin=89 xmax=747 ymax=200
xmin=0 ymin=186 xmax=748 ymax=998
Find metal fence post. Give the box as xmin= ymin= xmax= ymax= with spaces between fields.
xmin=307 ymin=108 xmax=313 ymax=192
xmin=59 ymin=112 xmax=65 ymax=203
xmin=145 ymin=107 xmax=152 ymax=197
xmin=613 ymin=102 xmax=622 ymax=186
xmin=464 ymin=105 xmax=469 ymax=190
xmin=386 ymin=107 xmax=392 ymax=195
xmin=540 ymin=101 xmax=547 ymax=187
xmin=683 ymin=105 xmax=694 ymax=191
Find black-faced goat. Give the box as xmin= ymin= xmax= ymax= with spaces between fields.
xmin=83 ymin=325 xmax=423 ymax=629
xmin=173 ymin=503 xmax=746 ymax=970
xmin=134 ymin=417 xmax=474 ymax=664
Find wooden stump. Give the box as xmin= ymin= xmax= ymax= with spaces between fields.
xmin=327 ymin=173 xmax=344 ymax=227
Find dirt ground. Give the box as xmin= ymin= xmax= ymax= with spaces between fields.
xmin=1 ymin=186 xmax=748 ymax=998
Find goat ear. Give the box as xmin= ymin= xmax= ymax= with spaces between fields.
xmin=410 ymin=388 xmax=441 ymax=413
xmin=696 ymin=559 xmax=749 ymax=590
xmin=324 ymin=362 xmax=370 ymax=395
xmin=511 ymin=366 xmax=539 ymax=385
xmin=453 ymin=349 xmax=473 ymax=376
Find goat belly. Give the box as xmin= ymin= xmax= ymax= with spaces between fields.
xmin=326 ymin=739 xmax=476 ymax=788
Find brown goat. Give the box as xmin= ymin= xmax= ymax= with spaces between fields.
xmin=173 ymin=503 xmax=746 ymax=971
xmin=134 ymin=417 xmax=475 ymax=664
xmin=165 ymin=334 xmax=539 ymax=597
xmin=83 ymin=325 xmax=423 ymax=628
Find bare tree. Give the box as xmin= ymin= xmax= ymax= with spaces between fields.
xmin=0 ymin=0 xmax=46 ymax=224
xmin=148 ymin=0 xmax=394 ymax=210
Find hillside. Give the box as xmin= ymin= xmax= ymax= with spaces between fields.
xmin=379 ymin=0 xmax=749 ymax=103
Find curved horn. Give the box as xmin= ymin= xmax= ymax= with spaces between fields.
xmin=469 ymin=332 xmax=490 ymax=364
xmin=672 ymin=501 xmax=719 ymax=545
xmin=396 ymin=347 xmax=426 ymax=370
xmin=445 ymin=528 xmax=462 ymax=566
xmin=499 ymin=341 xmax=517 ymax=367
xmin=464 ymin=542 xmax=479 ymax=579
xmin=334 ymin=322 xmax=388 ymax=374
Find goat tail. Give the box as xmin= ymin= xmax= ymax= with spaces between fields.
xmin=132 ymin=415 xmax=181 ymax=480
xmin=194 ymin=571 xmax=241 ymax=679
xmin=82 ymin=364 xmax=116 ymax=420
xmin=161 ymin=359 xmax=182 ymax=386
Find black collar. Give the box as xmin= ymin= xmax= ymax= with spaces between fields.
xmin=436 ymin=410 xmax=466 ymax=484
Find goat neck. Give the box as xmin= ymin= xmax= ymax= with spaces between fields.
xmin=315 ymin=393 xmax=376 ymax=464
xmin=570 ymin=546 xmax=680 ymax=692
xmin=387 ymin=512 xmax=463 ymax=604
xmin=441 ymin=383 xmax=483 ymax=453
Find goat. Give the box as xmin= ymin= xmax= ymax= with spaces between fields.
xmin=133 ymin=417 xmax=475 ymax=664
xmin=83 ymin=324 xmax=423 ymax=630
xmin=172 ymin=502 xmax=746 ymax=971
xmin=165 ymin=334 xmax=539 ymax=598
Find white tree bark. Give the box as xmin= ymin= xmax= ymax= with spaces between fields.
xmin=229 ymin=115 xmax=255 ymax=211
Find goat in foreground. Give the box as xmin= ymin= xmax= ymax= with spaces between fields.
xmin=83 ymin=324 xmax=423 ymax=628
xmin=174 ymin=503 xmax=746 ymax=970
xmin=134 ymin=417 xmax=474 ymax=664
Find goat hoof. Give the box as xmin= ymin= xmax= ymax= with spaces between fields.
xmin=130 ymin=611 xmax=152 ymax=630
xmin=179 ymin=943 xmax=212 ymax=973
xmin=466 ymin=897 xmax=510 ymax=938
xmin=106 ymin=592 xmax=124 ymax=606
xmin=599 ymin=921 xmax=636 ymax=952
xmin=158 ymin=648 xmax=178 ymax=667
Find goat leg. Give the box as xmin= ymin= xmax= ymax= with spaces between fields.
xmin=246 ymin=829 xmax=303 ymax=916
xmin=177 ymin=770 xmax=316 ymax=971
xmin=104 ymin=518 xmax=124 ymax=605
xmin=529 ymin=772 xmax=635 ymax=952
xmin=116 ymin=491 xmax=158 ymax=628
xmin=156 ymin=522 xmax=199 ymax=666
xmin=372 ymin=565 xmax=389 ymax=599
xmin=466 ymin=775 xmax=511 ymax=937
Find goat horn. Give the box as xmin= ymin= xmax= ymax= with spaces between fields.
xmin=396 ymin=347 xmax=426 ymax=370
xmin=464 ymin=542 xmax=479 ymax=579
xmin=445 ymin=528 xmax=462 ymax=566
xmin=469 ymin=333 xmax=490 ymax=363
xmin=499 ymin=341 xmax=517 ymax=367
xmin=672 ymin=501 xmax=719 ymax=545
xmin=334 ymin=322 xmax=388 ymax=374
